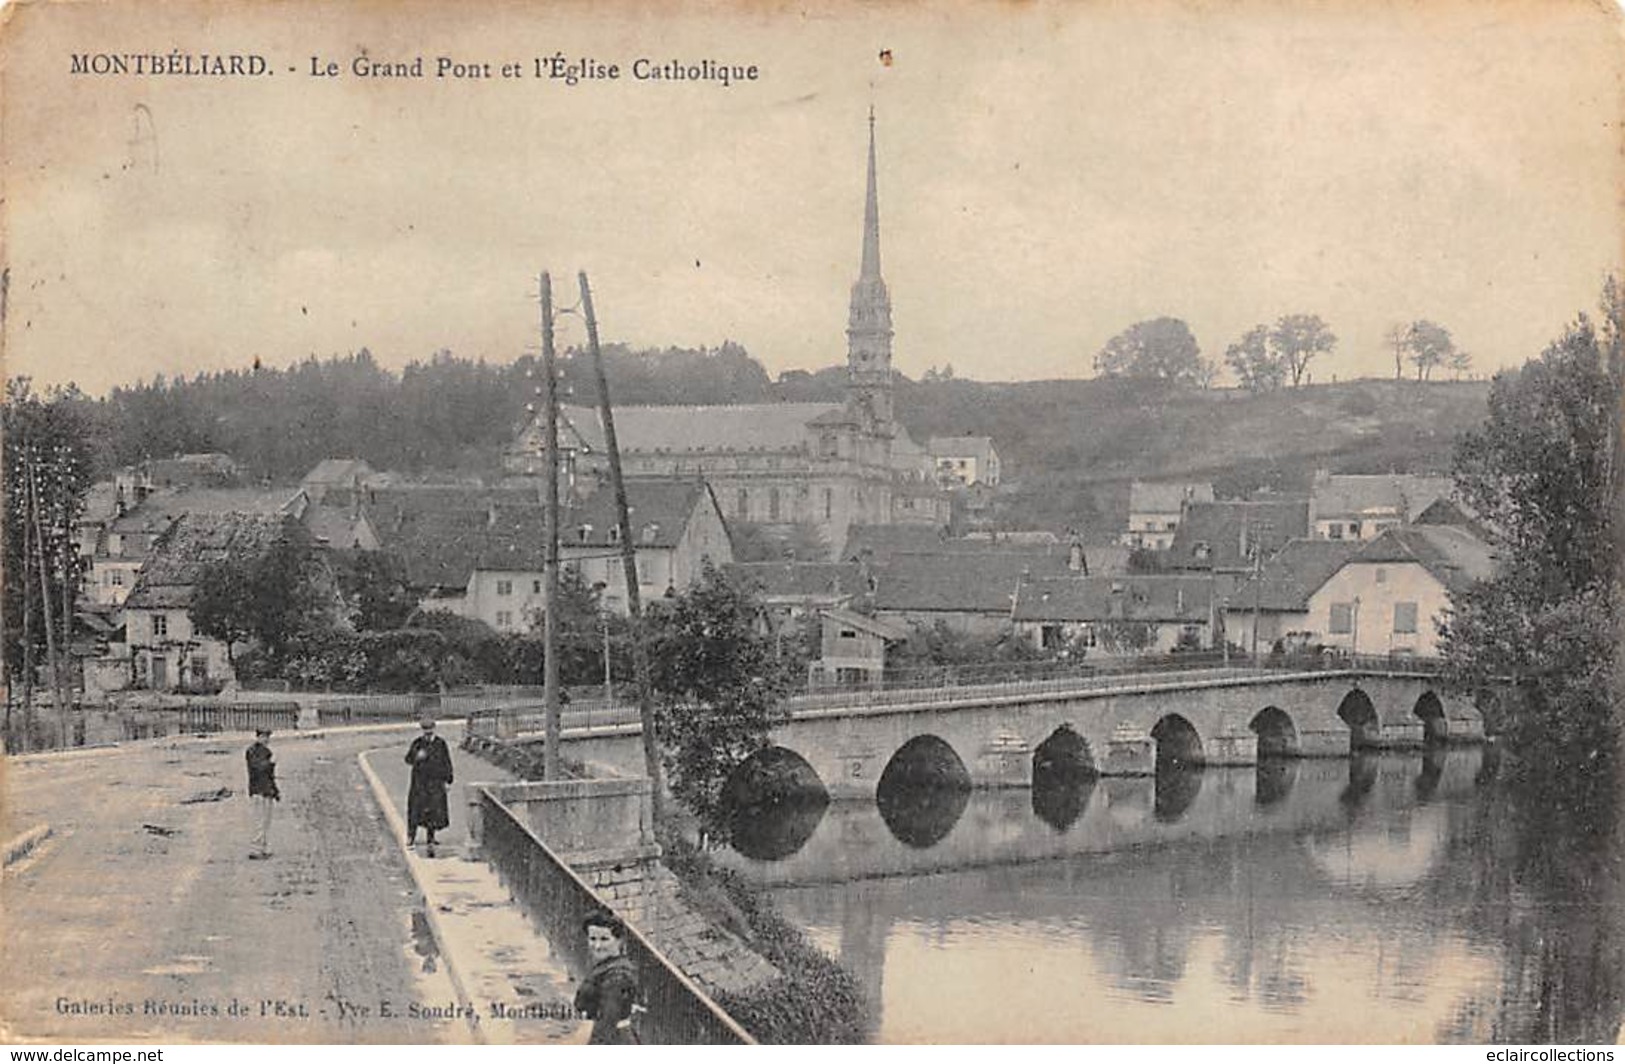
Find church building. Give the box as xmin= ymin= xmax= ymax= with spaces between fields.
xmin=505 ymin=114 xmax=949 ymax=557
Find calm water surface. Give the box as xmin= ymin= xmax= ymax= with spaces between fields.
xmin=720 ymin=748 xmax=1624 ymax=1044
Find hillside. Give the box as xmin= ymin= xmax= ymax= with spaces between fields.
xmin=81 ymin=348 xmax=1491 ymax=537
xmin=892 ymin=377 xmax=1491 ymax=534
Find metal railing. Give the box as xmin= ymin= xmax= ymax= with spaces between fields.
xmin=466 ymin=652 xmax=1448 ymax=736
xmin=478 ymin=790 xmax=757 ymax=1045
xmin=177 ymin=701 xmax=300 ymax=733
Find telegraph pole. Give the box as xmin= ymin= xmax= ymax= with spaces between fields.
xmin=28 ymin=446 xmax=66 ymax=747
xmin=540 ymin=273 xmax=562 ymax=781
xmin=579 ymin=271 xmax=665 ymax=819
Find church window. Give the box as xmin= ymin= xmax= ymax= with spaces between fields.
xmin=824 ymin=488 xmax=833 ymax=520
xmin=737 ymin=488 xmax=749 ymax=519
xmin=769 ymin=488 xmax=781 ymax=521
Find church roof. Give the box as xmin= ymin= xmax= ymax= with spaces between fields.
xmin=527 ymin=403 xmax=843 ymax=455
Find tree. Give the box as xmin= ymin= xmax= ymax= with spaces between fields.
xmin=1224 ymin=325 xmax=1287 ymax=394
xmin=1440 ymin=278 xmax=1622 ymax=769
xmin=1448 ymin=347 xmax=1474 ymax=381
xmin=3 ymin=378 xmax=95 ymax=748
xmin=1269 ymin=313 xmax=1337 ymax=388
xmin=331 ymin=549 xmax=417 ymax=631
xmin=1384 ymin=323 xmax=1409 ymax=379
xmin=1093 ymin=318 xmax=1209 ymax=386
xmin=645 ymin=562 xmax=795 ymax=840
xmin=1403 ymin=319 xmax=1456 ymax=381
xmin=189 ymin=524 xmax=333 ymax=672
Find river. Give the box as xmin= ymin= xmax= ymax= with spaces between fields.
xmin=718 ymin=747 xmax=1624 ymax=1044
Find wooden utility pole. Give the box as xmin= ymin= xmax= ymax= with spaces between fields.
xmin=28 ymin=446 xmax=66 ymax=747
xmin=540 ymin=273 xmax=562 ymax=781
xmin=18 ymin=442 xmax=35 ymax=749
xmin=579 ymin=271 xmax=665 ymax=819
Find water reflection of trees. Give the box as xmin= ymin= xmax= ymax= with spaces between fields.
xmin=1434 ymin=766 xmax=1624 ymax=1043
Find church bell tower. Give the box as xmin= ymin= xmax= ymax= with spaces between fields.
xmin=846 ymin=109 xmax=895 ymax=429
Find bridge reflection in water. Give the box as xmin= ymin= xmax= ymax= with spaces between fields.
xmin=718 ymin=747 xmax=1624 ymax=1043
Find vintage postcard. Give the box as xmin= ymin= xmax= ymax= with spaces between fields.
xmin=2 ymin=0 xmax=1623 ymax=1047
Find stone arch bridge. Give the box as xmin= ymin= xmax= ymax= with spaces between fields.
xmin=558 ymin=668 xmax=1484 ymax=800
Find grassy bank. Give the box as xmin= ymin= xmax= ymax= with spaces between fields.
xmin=658 ymin=823 xmax=871 ymax=1044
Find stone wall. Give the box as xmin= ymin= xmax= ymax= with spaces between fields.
xmin=480 ymin=775 xmax=779 ymax=1000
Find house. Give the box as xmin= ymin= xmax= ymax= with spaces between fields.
xmin=82 ymin=485 xmax=309 ymax=608
xmin=142 ymin=452 xmax=242 ymax=489
xmin=927 ymin=435 xmax=1001 ymax=487
xmin=808 ymin=608 xmax=908 ymax=688
xmin=1302 ymin=526 xmax=1495 ymax=657
xmin=1225 ymin=525 xmax=1493 ymax=658
xmin=301 ymin=458 xmax=379 ymax=503
xmin=1120 ymin=481 xmax=1214 ymax=550
xmin=1012 ymin=573 xmax=1223 ymax=659
xmin=381 ymin=479 xmax=733 ymax=629
xmin=1166 ymin=499 xmax=1310 ymax=574
xmin=1222 ymin=538 xmax=1361 ymax=655
xmin=1307 ymin=472 xmax=1455 ymax=542
xmin=119 ymin=512 xmax=299 ymax=691
xmin=724 ymin=561 xmax=867 ymax=627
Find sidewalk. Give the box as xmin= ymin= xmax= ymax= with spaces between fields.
xmin=358 ymin=741 xmax=587 ymax=1045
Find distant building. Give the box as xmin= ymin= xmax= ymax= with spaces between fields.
xmin=1012 ymin=573 xmax=1223 ymax=659
xmin=301 ymin=458 xmax=379 ymax=503
xmin=1166 ymin=499 xmax=1309 ymax=574
xmin=724 ymin=561 xmax=867 ymax=627
xmin=808 ymin=608 xmax=908 ymax=688
xmin=379 ymin=479 xmax=732 ymax=627
xmin=1121 ymin=481 xmax=1214 ymax=551
xmin=1225 ymin=526 xmax=1495 ymax=657
xmin=928 ymin=436 xmax=1001 ymax=487
xmin=81 ymin=484 xmax=308 ymax=608
xmin=141 ymin=452 xmax=242 ymax=490
xmin=1307 ymin=471 xmax=1455 ymax=542
xmin=503 ymin=115 xmax=948 ymax=558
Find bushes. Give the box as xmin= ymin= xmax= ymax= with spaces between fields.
xmin=659 ymin=828 xmax=871 ymax=1044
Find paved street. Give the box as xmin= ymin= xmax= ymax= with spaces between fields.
xmin=2 ymin=726 xmax=470 ymax=1044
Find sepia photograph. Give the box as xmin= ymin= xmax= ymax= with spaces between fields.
xmin=2 ymin=0 xmax=1623 ymax=1046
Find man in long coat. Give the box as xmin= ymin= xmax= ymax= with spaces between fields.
xmin=404 ymin=718 xmax=454 ymax=856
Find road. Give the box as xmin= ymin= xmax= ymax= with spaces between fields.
xmin=2 ymin=727 xmax=470 ymax=1044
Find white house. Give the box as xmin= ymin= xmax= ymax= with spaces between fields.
xmin=1226 ymin=526 xmax=1494 ymax=658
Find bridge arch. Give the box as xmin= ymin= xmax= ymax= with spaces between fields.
xmin=1249 ymin=706 xmax=1299 ymax=757
xmin=879 ymin=734 xmax=972 ymax=791
xmin=1150 ymin=714 xmax=1205 ymax=768
xmin=721 ymin=745 xmax=828 ymax=807
xmin=1336 ymin=688 xmax=1380 ymax=750
xmin=1413 ymin=691 xmax=1448 ymax=745
xmin=877 ymin=735 xmax=972 ymax=849
xmin=1033 ymin=724 xmax=1097 ymax=779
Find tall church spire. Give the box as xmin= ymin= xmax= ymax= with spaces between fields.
xmin=847 ymin=108 xmax=894 ymax=428
xmin=860 ymin=107 xmax=882 ymax=281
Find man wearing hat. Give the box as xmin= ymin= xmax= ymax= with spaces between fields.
xmin=245 ymin=727 xmax=280 ymax=859
xmin=404 ymin=718 xmax=454 ymax=857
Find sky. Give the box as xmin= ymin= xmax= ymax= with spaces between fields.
xmin=3 ymin=0 xmax=1622 ymax=396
